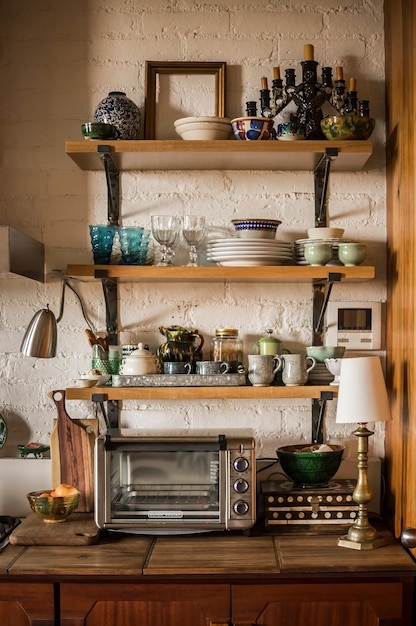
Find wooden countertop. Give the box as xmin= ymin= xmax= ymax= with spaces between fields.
xmin=2 ymin=529 xmax=416 ymax=580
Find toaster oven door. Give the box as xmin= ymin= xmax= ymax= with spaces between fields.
xmin=95 ymin=435 xmax=227 ymax=530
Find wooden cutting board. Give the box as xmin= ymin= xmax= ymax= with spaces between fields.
xmin=9 ymin=512 xmax=100 ymax=545
xmin=49 ymin=390 xmax=99 ymax=513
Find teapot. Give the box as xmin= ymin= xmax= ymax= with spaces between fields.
xmin=119 ymin=343 xmax=159 ymax=376
xmin=158 ymin=325 xmax=204 ymax=366
xmin=257 ymin=329 xmax=287 ymax=356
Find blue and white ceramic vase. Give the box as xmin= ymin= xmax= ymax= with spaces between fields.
xmin=94 ymin=91 xmax=141 ymax=140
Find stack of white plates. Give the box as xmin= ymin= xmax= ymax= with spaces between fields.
xmin=207 ymin=238 xmax=293 ymax=266
xmin=294 ymin=238 xmax=345 ymax=265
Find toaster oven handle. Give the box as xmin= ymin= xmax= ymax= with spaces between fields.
xmin=105 ymin=434 xmax=227 ymax=452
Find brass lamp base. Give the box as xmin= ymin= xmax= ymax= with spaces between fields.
xmin=338 ymin=532 xmax=388 ymax=550
xmin=338 ymin=422 xmax=388 ymax=550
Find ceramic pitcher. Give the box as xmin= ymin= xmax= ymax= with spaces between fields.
xmin=281 ymin=354 xmax=316 ymax=386
xmin=158 ymin=325 xmax=204 ymax=367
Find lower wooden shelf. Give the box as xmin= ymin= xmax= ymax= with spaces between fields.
xmin=65 ymin=385 xmax=336 ymax=401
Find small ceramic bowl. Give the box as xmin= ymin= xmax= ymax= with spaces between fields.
xmin=231 ymin=218 xmax=282 ymax=239
xmin=276 ymin=121 xmax=305 ymax=141
xmin=306 ymin=346 xmax=345 ymax=362
xmin=303 ymin=242 xmax=333 ymax=266
xmin=338 ymin=243 xmax=367 ymax=266
xmin=81 ymin=122 xmax=118 ymax=140
xmin=307 ymin=227 xmax=344 ymax=240
xmin=174 ymin=116 xmax=232 ymax=140
xmin=27 ymin=490 xmax=80 ymax=523
xmin=231 ymin=117 xmax=274 ymax=141
xmin=320 ymin=115 xmax=375 ymax=141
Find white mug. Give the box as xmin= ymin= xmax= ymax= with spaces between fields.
xmin=281 ymin=354 xmax=316 ymax=386
xmin=247 ymin=354 xmax=282 ymax=387
xmin=195 ymin=360 xmax=229 ymax=375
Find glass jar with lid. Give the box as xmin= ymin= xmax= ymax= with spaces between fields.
xmin=211 ymin=328 xmax=243 ymax=373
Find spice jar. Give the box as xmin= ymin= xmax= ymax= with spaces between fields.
xmin=211 ymin=329 xmax=243 ymax=373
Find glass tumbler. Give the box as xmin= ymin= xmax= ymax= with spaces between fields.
xmin=119 ymin=226 xmax=144 ymax=265
xmin=89 ymin=225 xmax=117 ymax=265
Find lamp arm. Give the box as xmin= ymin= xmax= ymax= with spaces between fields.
xmin=56 ymin=277 xmax=95 ymax=332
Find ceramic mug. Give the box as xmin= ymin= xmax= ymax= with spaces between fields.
xmin=247 ymin=354 xmax=282 ymax=386
xmin=281 ymin=354 xmax=316 ymax=386
xmin=195 ymin=360 xmax=229 ymax=375
xmin=163 ymin=361 xmax=192 ymax=375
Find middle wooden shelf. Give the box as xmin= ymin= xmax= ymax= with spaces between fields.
xmin=66 ymin=385 xmax=336 ymax=401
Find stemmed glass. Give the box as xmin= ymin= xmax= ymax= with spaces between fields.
xmin=151 ymin=215 xmax=181 ymax=266
xmin=182 ymin=215 xmax=206 ymax=266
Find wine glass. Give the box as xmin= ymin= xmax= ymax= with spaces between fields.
xmin=182 ymin=215 xmax=206 ymax=266
xmin=151 ymin=215 xmax=181 ymax=266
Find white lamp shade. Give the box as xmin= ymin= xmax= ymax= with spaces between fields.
xmin=336 ymin=356 xmax=392 ymax=424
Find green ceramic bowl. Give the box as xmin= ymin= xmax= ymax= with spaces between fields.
xmin=276 ymin=444 xmax=344 ymax=487
xmin=27 ymin=490 xmax=80 ymax=523
xmin=306 ymin=346 xmax=345 ymax=362
xmin=81 ymin=122 xmax=118 ymax=140
xmin=320 ymin=115 xmax=375 ymax=141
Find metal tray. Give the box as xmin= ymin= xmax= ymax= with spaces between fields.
xmin=112 ymin=373 xmax=247 ymax=387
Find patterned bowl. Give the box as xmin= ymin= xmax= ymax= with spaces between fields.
xmin=231 ymin=218 xmax=282 ymax=239
xmin=320 ymin=115 xmax=375 ymax=140
xmin=276 ymin=444 xmax=344 ymax=487
xmin=27 ymin=490 xmax=80 ymax=523
xmin=231 ymin=117 xmax=274 ymax=141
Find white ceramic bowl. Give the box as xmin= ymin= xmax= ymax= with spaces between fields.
xmin=78 ymin=374 xmax=111 ymax=387
xmin=307 ymin=227 xmax=344 ymax=239
xmin=174 ymin=117 xmax=232 ymax=140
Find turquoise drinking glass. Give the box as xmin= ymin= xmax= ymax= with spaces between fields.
xmin=119 ymin=226 xmax=144 ymax=265
xmin=89 ymin=225 xmax=117 ymax=265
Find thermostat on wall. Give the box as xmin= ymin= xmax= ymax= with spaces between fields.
xmin=325 ymin=301 xmax=382 ymax=350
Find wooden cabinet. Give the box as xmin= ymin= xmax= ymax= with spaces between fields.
xmin=60 ymin=582 xmax=230 ymax=626
xmin=0 ymin=582 xmax=55 ymax=626
xmin=232 ymin=580 xmax=413 ymax=626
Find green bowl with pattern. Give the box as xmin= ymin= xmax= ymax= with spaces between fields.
xmin=276 ymin=444 xmax=344 ymax=487
xmin=27 ymin=490 xmax=80 ymax=523
xmin=320 ymin=115 xmax=375 ymax=141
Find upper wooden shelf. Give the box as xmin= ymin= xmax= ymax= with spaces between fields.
xmin=65 ymin=139 xmax=373 ymax=172
xmin=67 ymin=264 xmax=375 ymax=282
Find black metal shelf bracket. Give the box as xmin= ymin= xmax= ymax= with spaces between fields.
xmin=312 ymin=391 xmax=334 ymax=444
xmin=94 ymin=269 xmax=118 ymax=346
xmin=91 ymin=393 xmax=120 ymax=430
xmin=314 ymin=147 xmax=339 ymax=227
xmin=97 ymin=145 xmax=120 ymax=226
xmin=312 ymin=272 xmax=342 ymax=345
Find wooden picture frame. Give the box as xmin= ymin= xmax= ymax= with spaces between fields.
xmin=144 ymin=61 xmax=226 ymax=140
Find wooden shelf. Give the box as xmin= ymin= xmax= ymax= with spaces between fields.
xmin=67 ymin=264 xmax=375 ymax=282
xmin=65 ymin=139 xmax=373 ymax=172
xmin=66 ymin=385 xmax=336 ymax=401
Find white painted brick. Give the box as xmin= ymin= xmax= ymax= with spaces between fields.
xmin=0 ymin=0 xmax=387 ymax=459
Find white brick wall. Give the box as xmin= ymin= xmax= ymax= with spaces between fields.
xmin=0 ymin=0 xmax=386 ymax=461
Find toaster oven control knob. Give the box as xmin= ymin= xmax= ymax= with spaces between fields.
xmin=233 ymin=499 xmax=249 ymax=515
xmin=233 ymin=478 xmax=249 ymax=493
xmin=233 ymin=456 xmax=249 ymax=472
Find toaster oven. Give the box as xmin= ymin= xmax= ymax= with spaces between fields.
xmin=94 ymin=432 xmax=256 ymax=533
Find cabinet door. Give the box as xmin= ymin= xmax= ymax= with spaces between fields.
xmin=0 ymin=582 xmax=55 ymax=626
xmin=60 ymin=582 xmax=230 ymax=626
xmin=232 ymin=580 xmax=413 ymax=626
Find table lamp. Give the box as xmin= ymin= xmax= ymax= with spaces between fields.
xmin=336 ymin=355 xmax=391 ymax=549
